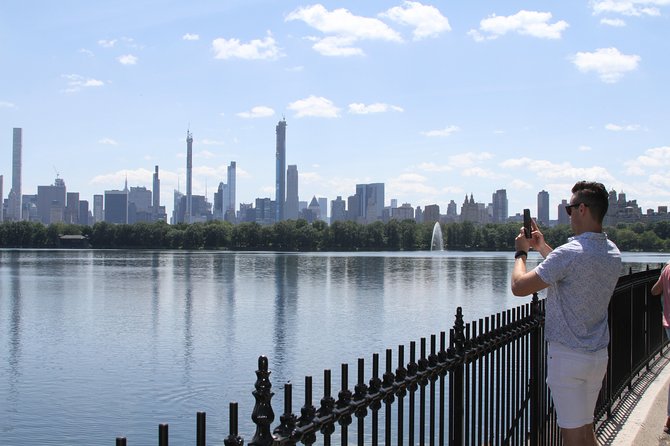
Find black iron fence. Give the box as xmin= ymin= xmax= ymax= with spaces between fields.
xmin=115 ymin=267 xmax=665 ymax=445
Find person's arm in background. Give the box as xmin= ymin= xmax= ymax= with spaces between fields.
xmin=651 ymin=265 xmax=666 ymax=296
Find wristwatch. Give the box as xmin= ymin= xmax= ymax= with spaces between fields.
xmin=514 ymin=250 xmax=528 ymax=259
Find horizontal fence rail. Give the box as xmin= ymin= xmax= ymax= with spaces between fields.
xmin=114 ymin=267 xmax=665 ymax=445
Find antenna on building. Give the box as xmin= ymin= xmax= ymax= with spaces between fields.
xmin=53 ymin=165 xmax=60 ymax=179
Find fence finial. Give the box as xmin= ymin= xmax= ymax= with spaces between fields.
xmin=249 ymin=356 xmax=275 ymax=446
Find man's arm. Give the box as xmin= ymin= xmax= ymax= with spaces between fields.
xmin=511 ymin=257 xmax=549 ymax=296
xmin=651 ymin=266 xmax=666 ymax=296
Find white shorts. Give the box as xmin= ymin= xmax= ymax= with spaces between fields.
xmin=546 ymin=342 xmax=608 ymax=429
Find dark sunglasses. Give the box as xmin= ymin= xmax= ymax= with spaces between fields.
xmin=565 ymin=202 xmax=588 ymax=216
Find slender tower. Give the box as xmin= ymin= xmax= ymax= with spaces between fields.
xmin=275 ymin=119 xmax=286 ymax=222
xmin=7 ymin=128 xmax=22 ymax=221
xmin=227 ymin=161 xmax=236 ymax=214
xmin=152 ymin=165 xmax=160 ymax=217
xmin=186 ymin=130 xmax=193 ymax=223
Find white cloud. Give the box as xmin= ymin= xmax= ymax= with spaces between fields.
xmin=117 ymin=54 xmax=138 ymax=65
xmin=79 ymin=48 xmax=95 ymax=57
xmin=90 ymin=168 xmax=153 ymax=186
xmin=468 ymin=10 xmax=569 ymax=41
xmin=387 ymin=172 xmax=439 ymax=195
xmin=449 ymin=152 xmax=494 ymax=168
xmin=237 ymin=105 xmax=275 ymax=118
xmin=286 ymin=4 xmax=402 ymax=56
xmin=591 ymin=0 xmax=668 ymax=17
xmin=605 ymin=123 xmax=641 ymax=131
xmin=182 ymin=33 xmax=200 ymax=41
xmin=462 ymin=167 xmax=503 ymax=179
xmin=421 ymin=125 xmax=460 ymax=137
xmin=600 ymin=17 xmax=626 ymax=26
xmin=510 ymin=179 xmax=534 ymax=190
xmin=288 ymin=95 xmax=340 ymax=118
xmin=62 ymin=74 xmax=105 ymax=93
xmin=501 ymin=157 xmax=615 ymax=181
xmin=579 ymin=145 xmax=593 ymax=151
xmin=571 ymin=47 xmax=640 ymax=83
xmin=212 ymin=31 xmax=281 ymax=60
xmin=624 ymin=146 xmax=670 ymax=175
xmin=0 ymin=101 xmax=16 ymax=108
xmin=418 ymin=162 xmax=452 ymax=172
xmin=98 ymin=39 xmax=117 ymax=48
xmin=98 ymin=138 xmax=118 ymax=145
xmin=380 ymin=1 xmax=451 ymax=40
xmin=348 ymin=102 xmax=404 ymax=114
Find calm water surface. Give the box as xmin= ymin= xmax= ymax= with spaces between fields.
xmin=0 ymin=249 xmax=665 ymax=445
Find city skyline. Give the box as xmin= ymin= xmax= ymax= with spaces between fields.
xmin=1 ymin=1 xmax=669 ymax=220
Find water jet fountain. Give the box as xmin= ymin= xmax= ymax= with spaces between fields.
xmin=430 ymin=222 xmax=444 ymax=251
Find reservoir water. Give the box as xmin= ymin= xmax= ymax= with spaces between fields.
xmin=0 ymin=249 xmax=666 ymax=445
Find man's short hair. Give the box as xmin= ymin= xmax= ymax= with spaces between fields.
xmin=572 ymin=181 xmax=609 ymax=224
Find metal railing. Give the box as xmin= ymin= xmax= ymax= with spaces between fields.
xmin=115 ymin=267 xmax=665 ymax=445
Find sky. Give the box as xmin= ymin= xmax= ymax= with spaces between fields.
xmin=1 ymin=0 xmax=669 ymax=221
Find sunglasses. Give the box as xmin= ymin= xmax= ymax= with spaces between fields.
xmin=565 ymin=202 xmax=588 ymax=216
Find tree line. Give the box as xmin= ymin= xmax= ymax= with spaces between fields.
xmin=0 ymin=219 xmax=669 ymax=252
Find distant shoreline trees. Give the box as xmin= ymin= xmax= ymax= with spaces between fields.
xmin=0 ymin=219 xmax=669 ymax=252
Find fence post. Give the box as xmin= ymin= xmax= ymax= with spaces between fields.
xmin=249 ymin=356 xmax=275 ymax=446
xmin=530 ymin=293 xmax=542 ymax=445
xmin=197 ymin=412 xmax=206 ymax=446
xmin=449 ymin=307 xmax=466 ymax=445
xmin=224 ymin=402 xmax=244 ymax=446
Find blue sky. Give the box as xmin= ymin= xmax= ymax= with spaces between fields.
xmin=1 ymin=0 xmax=669 ymax=220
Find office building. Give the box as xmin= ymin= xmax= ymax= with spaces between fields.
xmin=0 ymin=174 xmax=3 ymax=222
xmin=255 ymin=198 xmax=276 ymax=225
xmin=93 ymin=194 xmax=104 ymax=223
xmin=424 ymin=204 xmax=440 ymax=223
xmin=105 ymin=189 xmax=128 ymax=224
xmin=392 ymin=203 xmax=415 ymax=221
xmin=331 ymin=196 xmax=346 ymax=222
xmin=37 ymin=177 xmax=66 ymax=225
xmin=491 ymin=189 xmax=508 ymax=223
xmin=537 ymin=190 xmax=550 ymax=225
xmin=152 ymin=165 xmax=160 ymax=214
xmin=354 ymin=183 xmax=385 ymax=223
xmin=558 ymin=199 xmax=570 ymax=225
xmin=186 ymin=130 xmax=193 ymax=223
xmin=318 ymin=197 xmax=328 ymax=221
xmin=275 ymin=119 xmax=287 ymax=222
xmin=214 ymin=182 xmax=227 ymax=220
xmin=285 ymin=164 xmax=299 ymax=220
xmin=128 ymin=186 xmax=152 ymax=223
xmin=65 ymin=192 xmax=80 ymax=224
xmin=7 ymin=128 xmax=22 ymax=221
xmin=225 ymin=161 xmax=236 ymax=220
xmin=172 ymin=190 xmax=184 ymax=224
xmin=79 ymin=200 xmax=89 ymax=226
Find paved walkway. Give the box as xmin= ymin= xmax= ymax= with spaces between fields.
xmin=597 ymin=353 xmax=670 ymax=445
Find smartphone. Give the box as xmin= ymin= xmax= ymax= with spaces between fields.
xmin=523 ymin=209 xmax=532 ymax=239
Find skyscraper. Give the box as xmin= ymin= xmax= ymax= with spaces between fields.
xmin=153 ymin=165 xmax=160 ymax=213
xmin=7 ymin=128 xmax=22 ymax=221
xmin=37 ymin=177 xmax=66 ymax=224
xmin=275 ymin=119 xmax=287 ymax=222
xmin=186 ymin=130 xmax=193 ymax=223
xmin=285 ymin=164 xmax=299 ymax=220
xmin=93 ymin=194 xmax=104 ymax=223
xmin=491 ymin=189 xmax=508 ymax=223
xmin=354 ymin=183 xmax=385 ymax=223
xmin=105 ymin=189 xmax=128 ymax=224
xmin=0 ymin=174 xmax=3 ymax=222
xmin=537 ymin=190 xmax=550 ymax=224
xmin=226 ymin=161 xmax=236 ymax=218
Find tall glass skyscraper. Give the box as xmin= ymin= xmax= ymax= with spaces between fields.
xmin=186 ymin=130 xmax=193 ymax=224
xmin=285 ymin=164 xmax=299 ymax=220
xmin=537 ymin=190 xmax=550 ymax=224
xmin=7 ymin=128 xmax=22 ymax=221
xmin=275 ymin=119 xmax=286 ymax=222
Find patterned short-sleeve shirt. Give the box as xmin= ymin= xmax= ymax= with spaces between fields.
xmin=534 ymin=232 xmax=621 ymax=352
